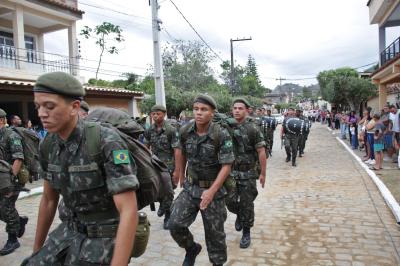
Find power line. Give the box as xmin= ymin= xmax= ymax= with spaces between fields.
xmin=168 ymin=0 xmax=224 ymax=62
xmin=79 ymin=1 xmax=151 ymax=22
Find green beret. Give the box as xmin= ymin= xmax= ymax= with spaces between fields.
xmin=151 ymin=105 xmax=167 ymax=113
xmin=80 ymin=101 xmax=90 ymax=112
xmin=33 ymin=72 xmax=85 ymax=98
xmin=233 ymin=98 xmax=251 ymax=108
xmin=194 ymin=94 xmax=217 ymax=109
xmin=0 ymin=108 xmax=6 ymax=118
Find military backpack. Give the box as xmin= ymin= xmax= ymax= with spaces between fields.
xmin=86 ymin=107 xmax=174 ymax=210
xmin=5 ymin=127 xmax=40 ymax=184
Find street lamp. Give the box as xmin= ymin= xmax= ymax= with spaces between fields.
xmin=230 ymin=37 xmax=252 ymax=95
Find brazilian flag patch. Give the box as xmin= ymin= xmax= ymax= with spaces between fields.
xmin=224 ymin=140 xmax=233 ymax=148
xmin=113 ymin=150 xmax=130 ymax=164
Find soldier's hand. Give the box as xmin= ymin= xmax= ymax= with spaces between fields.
xmin=172 ymin=171 xmax=179 ymax=187
xmin=200 ymin=189 xmax=215 ymax=210
xmin=259 ymin=174 xmax=266 ymax=188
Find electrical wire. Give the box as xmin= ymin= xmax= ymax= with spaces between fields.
xmin=168 ymin=0 xmax=224 ymax=62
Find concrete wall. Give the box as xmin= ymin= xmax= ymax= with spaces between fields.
xmin=86 ymin=98 xmax=130 ymax=113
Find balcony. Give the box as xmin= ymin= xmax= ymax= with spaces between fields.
xmin=380 ymin=36 xmax=400 ymax=66
xmin=0 ymin=44 xmax=73 ymax=79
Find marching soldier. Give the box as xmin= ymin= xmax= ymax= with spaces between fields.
xmin=0 ymin=108 xmax=28 ymax=256
xmin=144 ymin=104 xmax=179 ymax=229
xmin=226 ymin=98 xmax=267 ymax=249
xmin=24 ymin=72 xmax=139 ymax=265
xmin=281 ymin=108 xmax=300 ymax=167
xmin=169 ymin=94 xmax=234 ymax=266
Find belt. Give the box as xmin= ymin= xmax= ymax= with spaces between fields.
xmin=187 ymin=175 xmax=214 ymax=188
xmin=234 ymin=164 xmax=254 ymax=172
xmin=71 ymin=221 xmax=118 ymax=238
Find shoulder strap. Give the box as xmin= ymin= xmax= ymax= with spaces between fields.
xmin=180 ymin=120 xmax=195 ymax=145
xmin=84 ymin=122 xmax=101 ymax=159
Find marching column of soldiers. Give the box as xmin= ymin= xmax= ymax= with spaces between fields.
xmin=0 ymin=72 xmax=312 ymax=265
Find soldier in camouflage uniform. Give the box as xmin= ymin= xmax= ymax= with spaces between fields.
xmin=144 ymin=104 xmax=179 ymax=229
xmin=0 ymin=108 xmax=29 ymax=256
xmin=263 ymin=109 xmax=277 ymax=157
xmin=226 ymin=98 xmax=267 ymax=249
xmin=169 ymin=94 xmax=234 ymax=266
xmin=24 ymin=72 xmax=139 ymax=266
xmin=296 ymin=108 xmax=307 ymax=157
xmin=281 ymin=107 xmax=300 ymax=167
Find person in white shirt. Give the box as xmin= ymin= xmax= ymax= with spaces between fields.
xmin=389 ymin=105 xmax=400 ymax=167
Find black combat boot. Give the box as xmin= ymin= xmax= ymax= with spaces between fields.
xmin=157 ymin=206 xmax=165 ymax=217
xmin=18 ymin=216 xmax=29 ymax=238
xmin=0 ymin=234 xmax=20 ymax=256
xmin=240 ymin=227 xmax=251 ymax=248
xmin=292 ymin=158 xmax=297 ymax=167
xmin=299 ymin=150 xmax=303 ymax=157
xmin=182 ymin=242 xmax=202 ymax=266
xmin=285 ymin=154 xmax=291 ymax=162
xmin=235 ymin=215 xmax=242 ymax=231
xmin=163 ymin=211 xmax=171 ymax=230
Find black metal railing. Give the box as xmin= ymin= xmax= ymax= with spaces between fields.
xmin=380 ymin=36 xmax=400 ymax=65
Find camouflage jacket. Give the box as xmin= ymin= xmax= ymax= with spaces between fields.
xmin=0 ymin=127 xmax=24 ymax=164
xmin=143 ymin=121 xmax=179 ymax=170
xmin=40 ymin=119 xmax=139 ymax=220
xmin=233 ymin=119 xmax=265 ymax=170
xmin=179 ymin=121 xmax=234 ymax=198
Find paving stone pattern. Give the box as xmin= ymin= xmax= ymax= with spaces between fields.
xmin=1 ymin=123 xmax=400 ymax=265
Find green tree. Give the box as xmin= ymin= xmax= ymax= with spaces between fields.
xmin=80 ymin=22 xmax=124 ymax=80
xmin=162 ymin=40 xmax=217 ymax=91
xmin=317 ymin=67 xmax=377 ymax=110
xmin=302 ymin=86 xmax=312 ymax=99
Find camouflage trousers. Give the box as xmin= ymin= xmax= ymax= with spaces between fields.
xmin=266 ymin=130 xmax=274 ymax=151
xmin=226 ymin=178 xmax=258 ymax=228
xmin=26 ymin=222 xmax=116 ymax=266
xmin=298 ymin=133 xmax=309 ymax=154
xmin=169 ymin=189 xmax=227 ymax=265
xmin=284 ymin=134 xmax=299 ymax=160
xmin=159 ymin=167 xmax=175 ymax=213
xmin=0 ymin=191 xmax=20 ymax=235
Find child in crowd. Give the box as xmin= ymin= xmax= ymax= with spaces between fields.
xmin=372 ymin=113 xmax=385 ymax=170
xmin=350 ymin=123 xmax=357 ymax=149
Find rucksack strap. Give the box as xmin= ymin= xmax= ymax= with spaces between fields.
xmin=84 ymin=122 xmax=101 ymax=160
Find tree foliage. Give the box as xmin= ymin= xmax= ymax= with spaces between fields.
xmin=317 ymin=67 xmax=377 ymax=110
xmin=80 ymin=22 xmax=124 ymax=80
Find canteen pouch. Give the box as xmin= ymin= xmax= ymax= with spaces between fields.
xmin=131 ymin=212 xmax=150 ymax=258
xmin=17 ymin=164 xmax=30 ymax=185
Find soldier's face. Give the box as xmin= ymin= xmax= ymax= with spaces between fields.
xmin=193 ymin=102 xmax=214 ymax=126
xmin=34 ymin=92 xmax=80 ymax=134
xmin=151 ymin=111 xmax=165 ymax=124
xmin=12 ymin=116 xmax=22 ymax=126
xmin=232 ymin=103 xmax=248 ymax=122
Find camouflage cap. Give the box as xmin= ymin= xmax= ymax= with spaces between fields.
xmin=0 ymin=108 xmax=6 ymax=118
xmin=151 ymin=104 xmax=167 ymax=113
xmin=194 ymin=94 xmax=217 ymax=109
xmin=33 ymin=72 xmax=85 ymax=99
xmin=233 ymin=97 xmax=251 ymax=108
xmin=80 ymin=100 xmax=90 ymax=112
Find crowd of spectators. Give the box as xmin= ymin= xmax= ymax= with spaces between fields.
xmin=329 ymin=105 xmax=400 ymax=171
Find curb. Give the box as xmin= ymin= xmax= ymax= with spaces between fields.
xmin=335 ymin=136 xmax=400 ymax=224
xmin=18 ymin=186 xmax=43 ymax=200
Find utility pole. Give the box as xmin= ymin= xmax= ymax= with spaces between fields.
xmin=230 ymin=37 xmax=252 ymax=95
xmin=276 ymin=77 xmax=286 ymax=87
xmin=150 ymin=0 xmax=166 ymax=107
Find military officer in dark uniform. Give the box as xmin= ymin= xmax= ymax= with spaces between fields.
xmin=281 ymin=107 xmax=300 ymax=167
xmin=144 ymin=104 xmax=179 ymax=229
xmin=169 ymin=94 xmax=234 ymax=266
xmin=0 ymin=108 xmax=28 ymax=256
xmin=226 ymin=98 xmax=267 ymax=249
xmin=25 ymin=72 xmax=139 ymax=265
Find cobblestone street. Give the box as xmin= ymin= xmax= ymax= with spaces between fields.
xmin=1 ymin=123 xmax=400 ymax=265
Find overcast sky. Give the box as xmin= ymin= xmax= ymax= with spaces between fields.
xmin=45 ymin=0 xmax=400 ymax=89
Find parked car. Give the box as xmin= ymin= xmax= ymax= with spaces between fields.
xmin=271 ymin=113 xmax=284 ymax=124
